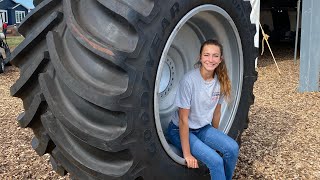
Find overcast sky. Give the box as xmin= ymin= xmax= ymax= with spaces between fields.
xmin=15 ymin=0 xmax=34 ymax=9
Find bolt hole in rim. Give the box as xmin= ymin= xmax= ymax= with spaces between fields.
xmin=154 ymin=5 xmax=243 ymax=165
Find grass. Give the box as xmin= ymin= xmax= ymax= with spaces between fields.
xmin=4 ymin=36 xmax=24 ymax=50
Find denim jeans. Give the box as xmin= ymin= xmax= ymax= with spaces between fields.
xmin=167 ymin=121 xmax=239 ymax=180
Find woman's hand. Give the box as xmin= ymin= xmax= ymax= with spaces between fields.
xmin=185 ymin=154 xmax=199 ymax=168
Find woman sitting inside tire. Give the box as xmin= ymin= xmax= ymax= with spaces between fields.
xmin=167 ymin=39 xmax=239 ymax=180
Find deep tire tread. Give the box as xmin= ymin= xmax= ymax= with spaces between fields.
xmin=18 ymin=0 xmax=61 ymax=37
xmin=31 ymin=132 xmax=53 ymax=156
xmin=50 ymin=152 xmax=67 ymax=176
xmin=16 ymin=93 xmax=45 ymax=128
xmin=41 ymin=112 xmax=134 ymax=179
xmin=51 ymin=148 xmax=98 ymax=180
xmin=65 ymin=0 xmax=139 ymax=54
xmin=46 ymin=31 xmax=136 ymax=111
xmin=10 ymin=52 xmax=49 ymax=97
xmin=10 ymin=11 xmax=63 ymax=66
xmin=38 ymin=72 xmax=134 ymax=152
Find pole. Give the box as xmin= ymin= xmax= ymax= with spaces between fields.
xmin=294 ymin=0 xmax=301 ymax=64
xmin=299 ymin=0 xmax=320 ymax=92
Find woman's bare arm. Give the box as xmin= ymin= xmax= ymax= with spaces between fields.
xmin=212 ymin=104 xmax=221 ymax=128
xmin=179 ymin=108 xmax=199 ymax=168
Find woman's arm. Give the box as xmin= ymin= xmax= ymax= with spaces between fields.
xmin=212 ymin=104 xmax=221 ymax=128
xmin=179 ymin=108 xmax=199 ymax=168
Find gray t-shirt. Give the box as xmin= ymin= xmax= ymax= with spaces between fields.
xmin=171 ymin=68 xmax=224 ymax=129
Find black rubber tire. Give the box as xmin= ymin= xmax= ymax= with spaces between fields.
xmin=11 ymin=0 xmax=257 ymax=179
xmin=0 ymin=58 xmax=4 ymax=73
xmin=33 ymin=0 xmax=43 ymax=6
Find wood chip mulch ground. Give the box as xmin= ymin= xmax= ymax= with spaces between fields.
xmin=1 ymin=47 xmax=319 ymax=179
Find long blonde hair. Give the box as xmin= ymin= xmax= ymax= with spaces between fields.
xmin=195 ymin=39 xmax=231 ymax=99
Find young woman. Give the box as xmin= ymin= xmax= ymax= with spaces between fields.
xmin=167 ymin=39 xmax=239 ymax=180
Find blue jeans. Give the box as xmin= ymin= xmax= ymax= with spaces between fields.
xmin=167 ymin=121 xmax=239 ymax=180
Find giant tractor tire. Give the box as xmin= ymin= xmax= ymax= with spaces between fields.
xmin=11 ymin=0 xmax=257 ymax=179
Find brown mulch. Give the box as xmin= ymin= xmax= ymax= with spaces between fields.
xmin=234 ymin=47 xmax=320 ymax=179
xmin=0 ymin=47 xmax=319 ymax=179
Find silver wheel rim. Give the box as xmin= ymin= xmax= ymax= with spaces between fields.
xmin=154 ymin=5 xmax=243 ymax=164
